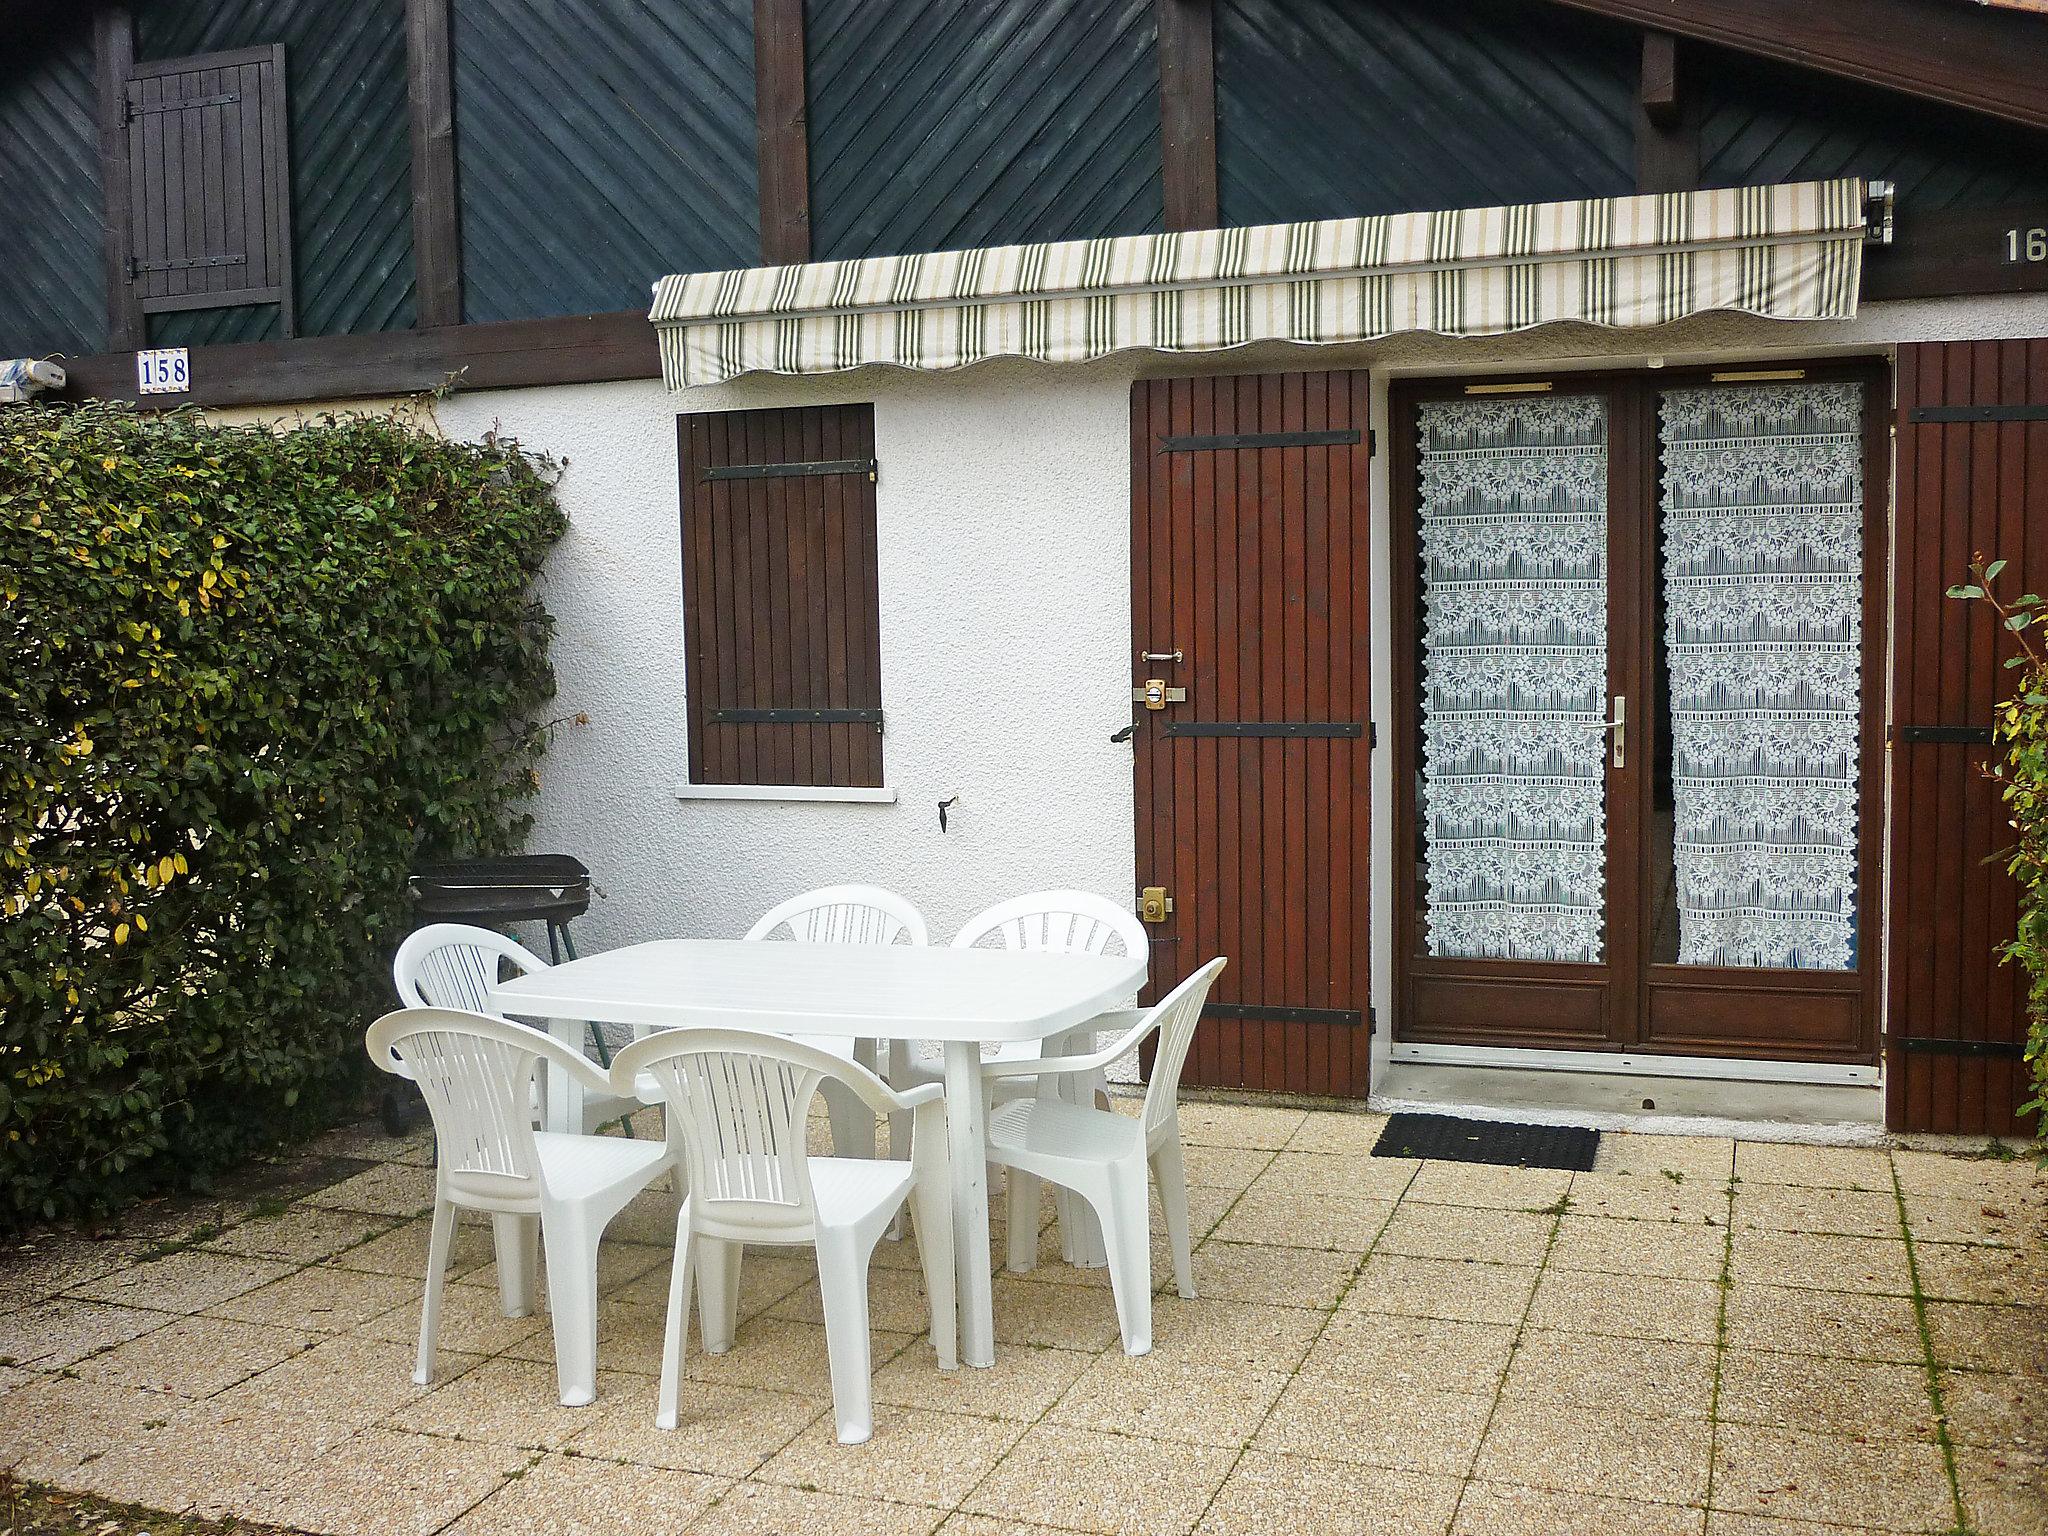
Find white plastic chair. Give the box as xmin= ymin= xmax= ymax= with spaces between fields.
xmin=610 ymin=1028 xmax=955 ymax=1445
xmin=981 ymin=957 xmax=1227 ymax=1356
xmin=366 ymin=1006 xmax=671 ymax=1406
xmin=744 ymin=885 xmax=929 ymax=1159
xmin=393 ymin=923 xmax=639 ymax=1135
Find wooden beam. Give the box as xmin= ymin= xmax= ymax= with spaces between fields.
xmin=1158 ymin=0 xmax=1218 ymax=231
xmin=752 ymin=0 xmax=811 ymax=265
xmin=1633 ymin=30 xmax=1697 ymax=193
xmin=1865 ymin=201 xmax=2048 ymax=302
xmin=92 ymin=4 xmax=140 ymax=351
xmin=1543 ymin=0 xmax=2048 ymax=133
xmin=55 ymin=310 xmax=660 ymax=409
xmin=405 ymin=0 xmax=462 ymax=327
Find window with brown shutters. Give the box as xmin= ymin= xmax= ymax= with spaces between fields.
xmin=124 ymin=46 xmax=294 ymax=334
xmin=678 ymin=405 xmax=885 ymax=789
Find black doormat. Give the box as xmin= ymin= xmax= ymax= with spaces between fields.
xmin=1373 ymin=1112 xmax=1601 ymax=1171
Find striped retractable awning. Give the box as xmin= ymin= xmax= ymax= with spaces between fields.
xmin=649 ymin=179 xmax=1868 ymax=389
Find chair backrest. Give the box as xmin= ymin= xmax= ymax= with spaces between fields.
xmin=609 ymin=1029 xmax=897 ymax=1234
xmin=951 ymin=890 xmax=1148 ymax=966
xmin=744 ymin=884 xmax=928 ymax=947
xmin=365 ymin=1007 xmax=573 ymax=1207
xmin=1135 ymin=958 xmax=1228 ymax=1137
xmin=393 ymin=923 xmax=551 ymax=1014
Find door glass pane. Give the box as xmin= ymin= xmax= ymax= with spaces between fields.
xmin=1416 ymin=396 xmax=1609 ymax=962
xmin=1655 ymin=382 xmax=1863 ymax=970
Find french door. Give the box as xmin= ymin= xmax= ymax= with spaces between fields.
xmin=1391 ymin=364 xmax=1885 ymax=1064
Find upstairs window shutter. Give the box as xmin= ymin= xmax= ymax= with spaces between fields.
xmin=125 ymin=46 xmax=293 ymax=335
xmin=679 ymin=405 xmax=885 ymax=789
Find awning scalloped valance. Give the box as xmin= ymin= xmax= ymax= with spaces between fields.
xmin=649 ymin=179 xmax=1868 ymax=389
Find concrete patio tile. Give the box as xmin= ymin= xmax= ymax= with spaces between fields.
xmin=444 ymin=1451 xmax=727 ymax=1536
xmin=211 ymin=1263 xmax=420 ymax=1333
xmin=329 ymin=1214 xmax=499 ymax=1280
xmin=1341 ymin=1253 xmax=1537 ymax=1325
xmin=770 ymin=1267 xmax=942 ymax=1337
xmin=1726 ymin=1231 xmax=1911 ymax=1295
xmin=1716 ymin=1348 xmax=1940 ymax=1442
xmin=1199 ymin=1450 xmax=1462 ymax=1536
xmin=1954 ymin=1447 xmax=2048 ymax=1536
xmin=1924 ymin=1301 xmax=2048 ymax=1376
xmin=359 ymin=1273 xmax=551 ymax=1357
xmin=0 ymin=1297 xmax=169 ymax=1366
xmin=74 ymin=1313 xmax=314 ymax=1398
xmin=1592 ymin=1135 xmax=1735 ymax=1180
xmin=1255 ymin=1374 xmax=1491 ymax=1476
xmin=1501 ymin=1330 xmax=1717 ymax=1419
xmin=458 ymin=1235 xmax=667 ymax=1300
xmin=1211 ymin=1189 xmax=1391 ymax=1252
xmin=1703 ymin=1516 xmax=1916 ymax=1536
xmin=1245 ymin=1151 xmax=1417 ymax=1202
xmin=1140 ymin=1295 xmax=1326 ymax=1373
xmin=1375 ymin=1205 xmax=1553 ymax=1266
xmin=308 ymin=1161 xmax=439 ymax=1219
xmin=760 ymin=1404 xmax=1025 ymax=1508
xmin=1403 ymin=1162 xmax=1573 ymax=1212
xmin=1892 ymin=1148 xmax=2046 ymax=1201
xmin=301 ymin=1121 xmax=435 ymax=1166
xmin=1733 ymin=1142 xmax=1892 ymax=1191
xmin=235 ymin=1426 xmax=527 ymax=1536
xmin=873 ymin=1339 xmax=1092 ymax=1421
xmin=963 ymin=1423 xmax=1236 ymax=1536
xmin=1187 ymin=1239 xmax=1357 ymax=1309
xmin=1723 ymin=1284 xmax=1924 ymax=1363
xmin=1282 ymin=1111 xmax=1393 ymax=1155
xmin=1450 ymin=1481 xmax=1706 ymax=1536
xmin=387 ymin=1354 xmax=642 ymax=1447
xmin=1903 ymin=1192 xmax=2045 ymax=1248
xmin=0 ymin=1237 xmax=143 ymax=1304
xmin=0 ymin=1376 xmax=180 ymax=1483
xmin=615 ymin=1248 xmax=816 ymax=1321
xmin=990 ymin=1276 xmax=1126 ymax=1351
xmin=205 ymin=1205 xmax=395 ymax=1264
xmin=1734 ymin=1185 xmax=1904 ymax=1240
xmin=566 ymin=1377 xmax=825 ymax=1477
xmin=1177 ymin=1102 xmax=1309 ymax=1150
xmin=703 ymin=1481 xmax=947 ymax=1536
xmin=65 ymin=1249 xmax=297 ymax=1314
xmin=1911 ymin=1240 xmax=2048 ymax=1305
xmin=62 ymin=1397 xmax=352 ymax=1516
xmin=1524 ymin=1266 xmax=1723 ymax=1344
xmin=1548 ymin=1215 xmax=1724 ymax=1281
xmin=1709 ymin=1425 xmax=1953 ymax=1532
xmin=685 ymin=1317 xmax=918 ymax=1398
xmin=1046 ymin=1352 xmax=1290 ymax=1446
xmin=1474 ymin=1397 xmax=1710 ymax=1505
xmin=938 ymin=1514 xmax=1094 ymax=1536
xmin=1182 ymin=1143 xmax=1276 ymax=1191
xmin=1299 ymin=1310 xmax=1515 ymax=1395
xmin=1562 ymin=1171 xmax=1729 ymax=1225
xmin=1939 ymin=1366 xmax=2048 ymax=1449
xmin=209 ymin=1331 xmax=487 ymax=1427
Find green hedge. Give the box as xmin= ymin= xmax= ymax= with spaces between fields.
xmin=1 ymin=403 xmax=567 ymax=1229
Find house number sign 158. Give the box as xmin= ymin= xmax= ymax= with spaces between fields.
xmin=2006 ymin=226 xmax=2048 ymax=264
xmin=136 ymin=347 xmax=190 ymax=395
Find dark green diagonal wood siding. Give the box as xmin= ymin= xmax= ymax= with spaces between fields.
xmin=805 ymin=0 xmax=1163 ymax=262
xmin=137 ymin=0 xmax=414 ymax=345
xmin=1216 ymin=0 xmax=1635 ymax=227
xmin=452 ymin=0 xmax=757 ymax=323
xmin=0 ymin=32 xmax=104 ymax=357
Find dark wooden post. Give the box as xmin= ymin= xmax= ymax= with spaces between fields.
xmin=753 ymin=0 xmax=812 ymax=265
xmin=93 ymin=4 xmax=141 ymax=351
xmin=407 ymin=0 xmax=462 ymax=327
xmin=1634 ymin=29 xmax=1699 ymax=194
xmin=1158 ymin=0 xmax=1218 ymax=231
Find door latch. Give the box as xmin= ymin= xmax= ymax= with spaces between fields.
xmin=1132 ymin=680 xmax=1186 ymax=710
xmin=1139 ymin=886 xmax=1174 ymax=923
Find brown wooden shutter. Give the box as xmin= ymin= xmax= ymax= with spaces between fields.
xmin=1887 ymin=340 xmax=2048 ymax=1136
xmin=125 ymin=46 xmax=294 ymax=334
xmin=678 ymin=405 xmax=884 ymax=789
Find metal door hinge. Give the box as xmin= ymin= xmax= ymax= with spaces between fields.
xmin=1139 ymin=886 xmax=1174 ymax=923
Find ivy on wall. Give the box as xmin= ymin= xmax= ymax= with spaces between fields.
xmin=0 ymin=402 xmax=567 ymax=1229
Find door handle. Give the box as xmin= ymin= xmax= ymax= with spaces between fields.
xmin=1598 ymin=694 xmax=1626 ymax=769
xmin=1141 ymin=648 xmax=1184 ymax=664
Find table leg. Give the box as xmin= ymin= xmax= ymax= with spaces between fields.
xmin=546 ymin=1018 xmax=583 ymax=1135
xmin=942 ymin=1040 xmax=995 ymax=1368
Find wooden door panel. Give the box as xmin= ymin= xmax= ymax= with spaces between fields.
xmin=1131 ymin=371 xmax=1372 ymax=1099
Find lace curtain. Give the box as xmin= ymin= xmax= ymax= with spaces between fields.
xmin=1418 ymin=396 xmax=1609 ymax=962
xmin=1660 ymin=383 xmax=1863 ymax=970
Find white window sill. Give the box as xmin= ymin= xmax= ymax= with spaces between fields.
xmin=674 ymin=783 xmax=898 ymax=804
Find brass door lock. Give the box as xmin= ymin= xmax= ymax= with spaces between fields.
xmin=1139 ymin=886 xmax=1174 ymax=923
xmin=1132 ymin=680 xmax=1186 ymax=710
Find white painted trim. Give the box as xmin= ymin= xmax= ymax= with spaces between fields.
xmin=1389 ymin=1040 xmax=1878 ymax=1086
xmin=673 ymin=783 xmax=898 ymax=804
xmin=1365 ymin=1092 xmax=1891 ymax=1146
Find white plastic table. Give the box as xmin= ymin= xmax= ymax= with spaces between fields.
xmin=488 ymin=937 xmax=1145 ymax=1369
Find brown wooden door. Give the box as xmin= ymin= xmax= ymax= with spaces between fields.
xmin=1130 ymin=371 xmax=1373 ymax=1098
xmin=1888 ymin=340 xmax=2047 ymax=1136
